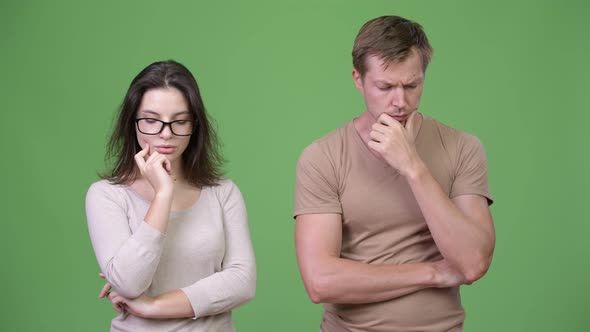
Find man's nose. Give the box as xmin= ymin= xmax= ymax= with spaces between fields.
xmin=391 ymin=87 xmax=406 ymax=109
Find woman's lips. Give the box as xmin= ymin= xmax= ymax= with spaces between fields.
xmin=155 ymin=146 xmax=176 ymax=154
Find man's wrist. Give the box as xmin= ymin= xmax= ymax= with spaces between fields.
xmin=402 ymin=157 xmax=427 ymax=180
xmin=422 ymin=263 xmax=440 ymax=288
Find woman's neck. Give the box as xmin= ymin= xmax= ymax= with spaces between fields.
xmin=170 ymin=159 xmax=185 ymax=183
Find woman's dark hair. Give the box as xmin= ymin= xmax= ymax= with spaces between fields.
xmin=103 ymin=60 xmax=223 ymax=187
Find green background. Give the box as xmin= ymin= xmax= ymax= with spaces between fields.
xmin=1 ymin=0 xmax=588 ymax=331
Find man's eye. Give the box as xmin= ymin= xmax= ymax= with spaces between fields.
xmin=378 ymin=86 xmax=391 ymax=91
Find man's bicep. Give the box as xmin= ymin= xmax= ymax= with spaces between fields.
xmin=295 ymin=214 xmax=342 ymax=282
xmin=296 ymin=213 xmax=342 ymax=258
xmin=452 ymin=194 xmax=495 ymax=238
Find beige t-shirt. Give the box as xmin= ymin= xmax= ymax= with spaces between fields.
xmin=294 ymin=114 xmax=493 ymax=332
xmin=86 ymin=179 xmax=256 ymax=332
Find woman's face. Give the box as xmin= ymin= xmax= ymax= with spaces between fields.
xmin=135 ymin=87 xmax=193 ymax=165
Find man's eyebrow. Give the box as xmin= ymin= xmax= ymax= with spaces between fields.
xmin=375 ymin=80 xmax=393 ymax=85
xmin=407 ymin=78 xmax=423 ymax=84
xmin=403 ymin=81 xmax=421 ymax=86
xmin=375 ymin=77 xmax=424 ymax=85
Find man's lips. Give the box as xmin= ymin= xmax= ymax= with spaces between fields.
xmin=389 ymin=114 xmax=409 ymax=123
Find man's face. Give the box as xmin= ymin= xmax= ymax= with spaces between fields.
xmin=353 ymin=49 xmax=425 ymax=126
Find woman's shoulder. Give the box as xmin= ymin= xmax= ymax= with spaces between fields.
xmin=88 ymin=179 xmax=125 ymax=192
xmin=208 ymin=178 xmax=243 ymax=202
xmin=86 ymin=179 xmax=132 ymax=204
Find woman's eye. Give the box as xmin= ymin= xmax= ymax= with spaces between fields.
xmin=145 ymin=119 xmax=158 ymax=124
xmin=175 ymin=120 xmax=189 ymax=125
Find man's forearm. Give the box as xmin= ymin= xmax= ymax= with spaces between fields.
xmin=295 ymin=213 xmax=464 ymax=305
xmin=406 ymin=161 xmax=495 ymax=282
xmin=302 ymin=257 xmax=437 ymax=304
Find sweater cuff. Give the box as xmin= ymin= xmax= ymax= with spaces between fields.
xmin=180 ymin=285 xmax=210 ymax=319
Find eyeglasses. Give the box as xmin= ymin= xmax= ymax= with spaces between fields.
xmin=135 ymin=118 xmax=194 ymax=136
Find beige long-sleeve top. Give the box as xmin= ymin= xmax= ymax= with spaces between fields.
xmin=86 ymin=179 xmax=256 ymax=332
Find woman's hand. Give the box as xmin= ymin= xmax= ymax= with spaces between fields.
xmin=107 ymin=292 xmax=156 ymax=318
xmin=98 ymin=273 xmax=111 ymax=298
xmin=134 ymin=144 xmax=174 ymax=195
xmin=100 ymin=272 xmax=156 ymax=317
xmin=98 ymin=273 xmax=125 ymax=314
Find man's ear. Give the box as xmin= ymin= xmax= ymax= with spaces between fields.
xmin=352 ymin=67 xmax=364 ymax=92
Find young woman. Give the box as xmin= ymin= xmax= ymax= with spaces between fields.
xmin=86 ymin=60 xmax=256 ymax=331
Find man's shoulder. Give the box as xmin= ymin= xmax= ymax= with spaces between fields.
xmin=425 ymin=115 xmax=482 ymax=147
xmin=298 ymin=121 xmax=351 ymax=161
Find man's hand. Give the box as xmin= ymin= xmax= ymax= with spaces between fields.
xmin=432 ymin=259 xmax=470 ymax=288
xmin=367 ymin=112 xmax=423 ymax=177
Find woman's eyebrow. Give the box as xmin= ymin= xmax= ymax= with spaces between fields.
xmin=139 ymin=110 xmax=160 ymax=116
xmin=138 ymin=110 xmax=190 ymax=116
xmin=173 ymin=110 xmax=191 ymax=116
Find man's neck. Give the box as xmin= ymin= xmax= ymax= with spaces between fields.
xmin=352 ymin=111 xmax=377 ymax=145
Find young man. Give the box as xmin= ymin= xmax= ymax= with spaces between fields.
xmin=294 ymin=16 xmax=495 ymax=332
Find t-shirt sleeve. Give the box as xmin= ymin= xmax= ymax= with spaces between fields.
xmin=450 ymin=134 xmax=494 ymax=205
xmin=293 ymin=142 xmax=342 ymax=218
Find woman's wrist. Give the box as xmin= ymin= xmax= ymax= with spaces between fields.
xmin=146 ymin=294 xmax=168 ymax=319
xmin=154 ymin=189 xmax=173 ymax=201
xmin=146 ymin=296 xmax=159 ymax=318
xmin=136 ymin=295 xmax=158 ymax=319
